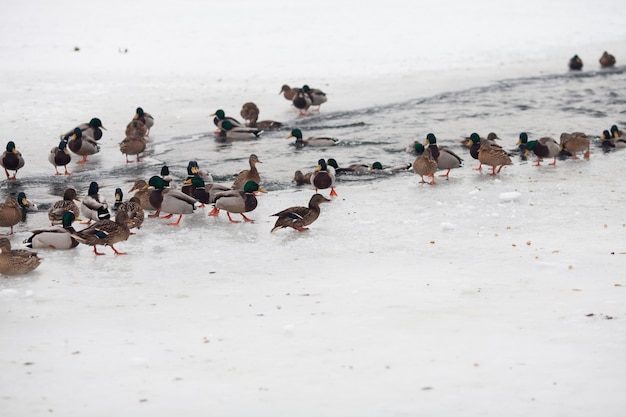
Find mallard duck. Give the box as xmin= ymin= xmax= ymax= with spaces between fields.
xmin=240 ymin=102 xmax=283 ymax=130
xmin=270 ymin=193 xmax=331 ymax=232
xmin=326 ymin=158 xmax=386 ymax=175
xmin=287 ymin=128 xmax=338 ymax=148
xmin=232 ymin=154 xmax=263 ymax=191
xmin=160 ymin=165 xmax=174 ymax=188
xmin=129 ymin=179 xmax=157 ymax=211
xmin=209 ymin=180 xmax=259 ymax=223
xmin=292 ymin=88 xmax=312 ymax=116
xmin=80 ymin=182 xmax=110 ymax=224
xmin=180 ymin=161 xmax=200 ymax=197
xmin=477 ymin=138 xmax=513 ymax=174
xmin=569 ymin=54 xmax=583 ymax=70
xmin=599 ymin=51 xmax=616 ymax=68
xmin=113 ymin=188 xmax=144 ymax=229
xmin=424 ymin=133 xmax=463 ymax=177
xmin=610 ymin=124 xmax=623 ymax=138
xmin=211 ymin=109 xmax=244 ymax=132
xmin=24 ymin=211 xmax=80 ymax=250
xmin=521 ymin=135 xmax=561 ymax=166
xmin=303 ymin=85 xmax=327 ymax=112
xmin=49 ymin=139 xmax=71 ymax=175
xmin=0 ymin=193 xmax=30 ymax=235
xmin=134 ymin=107 xmax=154 ymax=136
xmin=459 ymin=132 xmax=500 ymax=148
xmin=71 ymin=209 xmax=134 ymax=255
xmin=148 ymin=175 xmax=198 ymax=225
xmin=279 ymin=84 xmax=298 ymax=101
xmin=293 ymin=170 xmax=313 ymax=185
xmin=67 ymin=127 xmax=100 ymax=164
xmin=119 ymin=135 xmax=147 ymax=163
xmin=310 ymin=159 xmax=337 ymax=196
xmin=62 ymin=118 xmax=106 ymax=141
xmin=601 ymin=129 xmax=626 ymax=149
xmin=0 ymin=237 xmax=43 ymax=275
xmin=467 ymin=133 xmax=483 ymax=170
xmin=560 ymin=132 xmax=590 ymax=159
xmin=125 ymin=119 xmax=148 ymax=139
xmin=1 ymin=141 xmax=25 ymax=180
xmin=216 ymin=120 xmax=262 ymax=141
xmin=412 ymin=146 xmax=438 ymax=184
xmin=48 ymin=188 xmax=80 ymax=225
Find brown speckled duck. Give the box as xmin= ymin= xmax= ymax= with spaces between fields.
xmin=240 ymin=102 xmax=283 ymax=130
xmin=0 ymin=237 xmax=43 ymax=275
xmin=71 ymin=210 xmax=134 ymax=255
xmin=48 ymin=188 xmax=80 ymax=225
xmin=478 ymin=138 xmax=512 ymax=174
xmin=279 ymin=84 xmax=298 ymax=101
xmin=412 ymin=146 xmax=438 ymax=184
xmin=119 ymin=135 xmax=147 ymax=163
xmin=599 ymin=51 xmax=616 ymax=68
xmin=129 ymin=179 xmax=157 ymax=211
xmin=0 ymin=193 xmax=30 ymax=235
xmin=559 ymin=132 xmax=590 ymax=159
xmin=232 ymin=154 xmax=263 ymax=191
xmin=270 ymin=193 xmax=330 ymax=232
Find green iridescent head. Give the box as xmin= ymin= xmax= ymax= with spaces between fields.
xmin=243 ymin=181 xmax=259 ymax=194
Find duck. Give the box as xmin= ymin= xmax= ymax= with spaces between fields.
xmin=211 ymin=109 xmax=244 ymax=132
xmin=310 ymin=158 xmax=337 ymax=196
xmin=0 ymin=193 xmax=31 ymax=235
xmin=216 ymin=120 xmax=263 ymax=141
xmin=600 ymin=129 xmax=626 ymax=149
xmin=49 ymin=139 xmax=72 ymax=175
xmin=240 ymin=102 xmax=283 ymax=130
xmin=71 ymin=209 xmax=134 ymax=255
xmin=232 ymin=154 xmax=263 ymax=191
xmin=424 ymin=133 xmax=463 ymax=177
xmin=159 ymin=165 xmax=174 ymax=188
xmin=24 ymin=211 xmax=80 ymax=250
xmin=48 ymin=188 xmax=81 ymax=225
xmin=66 ymin=127 xmax=100 ymax=164
xmin=62 ymin=117 xmax=106 ymax=141
xmin=303 ymin=85 xmax=327 ymax=112
xmin=559 ymin=132 xmax=590 ymax=159
xmin=477 ymin=137 xmax=513 ymax=174
xmin=326 ymin=158 xmax=386 ymax=175
xmin=293 ymin=170 xmax=313 ymax=185
xmin=1 ymin=141 xmax=25 ymax=180
xmin=209 ymin=180 xmax=259 ymax=223
xmin=148 ymin=175 xmax=198 ymax=226
xmin=292 ymin=88 xmax=312 ymax=116
xmin=467 ymin=133 xmax=483 ymax=170
xmin=0 ymin=237 xmax=43 ymax=275
xmin=119 ymin=134 xmax=147 ymax=163
xmin=271 ymin=193 xmax=331 ymax=232
xmin=125 ymin=119 xmax=148 ymax=139
xmin=80 ymin=182 xmax=110 ymax=224
xmin=459 ymin=132 xmax=500 ymax=148
xmin=610 ymin=124 xmax=623 ymax=138
xmin=569 ymin=54 xmax=583 ymax=70
xmin=279 ymin=84 xmax=298 ymax=101
xmin=520 ymin=134 xmax=562 ymax=166
xmin=113 ymin=188 xmax=144 ymax=230
xmin=180 ymin=161 xmax=201 ymax=198
xmin=599 ymin=51 xmax=616 ymax=68
xmin=134 ymin=107 xmax=154 ymax=136
xmin=129 ymin=179 xmax=158 ymax=211
xmin=412 ymin=146 xmax=438 ymax=184
xmin=287 ymin=128 xmax=338 ymax=148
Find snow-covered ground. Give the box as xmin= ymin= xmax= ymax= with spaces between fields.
xmin=1 ymin=1 xmax=626 ymax=416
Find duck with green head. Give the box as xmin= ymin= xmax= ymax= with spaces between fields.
xmin=518 ymin=132 xmax=561 ymax=166
xmin=148 ymin=175 xmax=198 ymax=226
xmin=424 ymin=133 xmax=463 ymax=177
xmin=49 ymin=139 xmax=71 ymax=175
xmin=310 ymin=159 xmax=337 ymax=196
xmin=217 ymin=120 xmax=263 ymax=141
xmin=288 ymin=128 xmax=338 ymax=148
xmin=209 ymin=180 xmax=259 ymax=223
xmin=80 ymin=182 xmax=110 ymax=224
xmin=133 ymin=107 xmax=154 ymax=136
xmin=292 ymin=88 xmax=312 ymax=116
xmin=601 ymin=129 xmax=626 ymax=149
xmin=1 ymin=141 xmax=25 ymax=180
xmin=211 ymin=109 xmax=243 ymax=132
xmin=303 ymin=84 xmax=327 ymax=112
xmin=67 ymin=127 xmax=100 ymax=164
xmin=24 ymin=212 xmax=80 ymax=250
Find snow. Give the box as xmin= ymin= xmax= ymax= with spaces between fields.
xmin=2 ymin=0 xmax=626 ymax=416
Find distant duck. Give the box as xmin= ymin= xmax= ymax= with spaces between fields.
xmin=80 ymin=182 xmax=110 ymax=224
xmin=310 ymin=158 xmax=337 ymax=196
xmin=113 ymin=188 xmax=144 ymax=230
xmin=610 ymin=124 xmax=623 ymax=138
xmin=48 ymin=188 xmax=80 ymax=225
xmin=209 ymin=180 xmax=259 ymax=223
xmin=0 ymin=193 xmax=31 ymax=235
xmin=119 ymin=135 xmax=147 ymax=162
xmin=459 ymin=132 xmax=500 ymax=148
xmin=129 ymin=179 xmax=157 ymax=211
xmin=134 ymin=107 xmax=154 ymax=136
xmin=292 ymin=88 xmax=312 ymax=116
xmin=599 ymin=51 xmax=616 ymax=68
xmin=303 ymin=85 xmax=327 ymax=112
xmin=1 ymin=141 xmax=25 ymax=180
xmin=569 ymin=54 xmax=583 ymax=70
xmin=601 ymin=129 xmax=626 ymax=149
xmin=71 ymin=209 xmax=134 ymax=255
xmin=49 ymin=139 xmax=71 ymax=175
xmin=412 ymin=146 xmax=438 ymax=184
xmin=211 ymin=109 xmax=244 ymax=132
xmin=66 ymin=127 xmax=100 ymax=164
xmin=559 ymin=132 xmax=590 ymax=159
xmin=293 ymin=169 xmax=313 ymax=185
xmin=240 ymin=102 xmax=283 ymax=130
xmin=0 ymin=237 xmax=43 ymax=275
xmin=232 ymin=154 xmax=263 ymax=191
xmin=520 ymin=134 xmax=562 ymax=166
xmin=24 ymin=211 xmax=80 ymax=250
xmin=148 ymin=175 xmax=198 ymax=226
xmin=477 ymin=137 xmax=513 ymax=174
xmin=424 ymin=133 xmax=463 ymax=177
xmin=216 ymin=120 xmax=262 ymax=141
xmin=279 ymin=84 xmax=298 ymax=101
xmin=325 ymin=158 xmax=400 ymax=175
xmin=62 ymin=117 xmax=106 ymax=141
xmin=287 ymin=128 xmax=338 ymax=148
xmin=270 ymin=193 xmax=331 ymax=232
xmin=125 ymin=119 xmax=148 ymax=139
